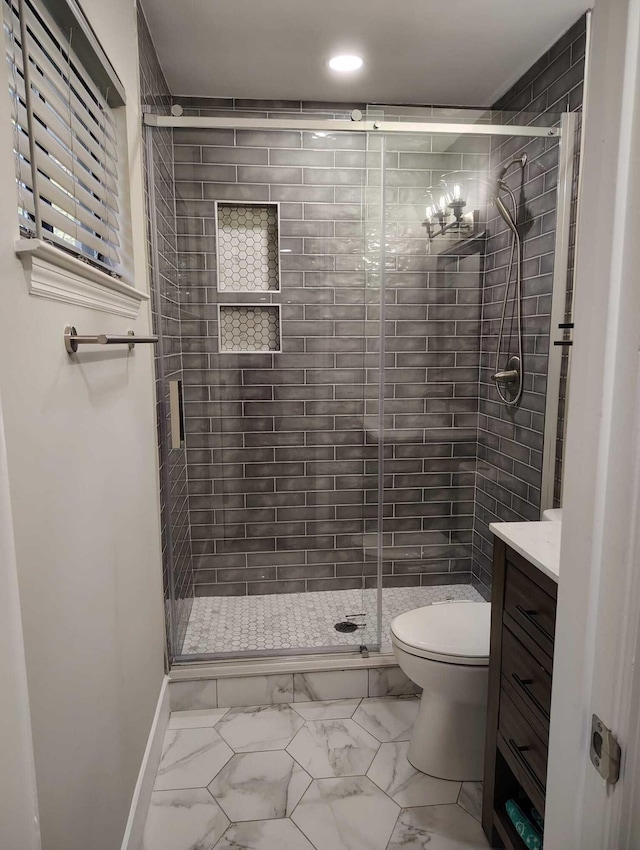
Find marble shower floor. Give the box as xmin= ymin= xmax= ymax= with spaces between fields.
xmin=142 ymin=697 xmax=489 ymax=850
xmin=181 ymin=584 xmax=485 ymax=655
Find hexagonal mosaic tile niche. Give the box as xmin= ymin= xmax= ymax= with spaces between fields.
xmin=216 ymin=202 xmax=280 ymax=293
xmin=218 ymin=305 xmax=281 ymax=353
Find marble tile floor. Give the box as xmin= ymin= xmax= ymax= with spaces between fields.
xmin=142 ymin=696 xmax=489 ymax=850
xmin=181 ymin=584 xmax=485 ymax=655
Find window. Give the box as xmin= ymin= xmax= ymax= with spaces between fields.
xmin=3 ymin=0 xmax=128 ymax=278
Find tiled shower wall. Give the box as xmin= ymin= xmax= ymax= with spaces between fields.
xmin=138 ymin=8 xmax=194 ymax=644
xmin=139 ymin=15 xmax=586 ymax=605
xmin=171 ymin=103 xmax=489 ymax=596
xmin=472 ymin=15 xmax=586 ymax=590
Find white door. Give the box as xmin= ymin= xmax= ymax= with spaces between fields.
xmin=544 ymin=0 xmax=640 ymax=846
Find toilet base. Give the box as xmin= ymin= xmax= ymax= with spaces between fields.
xmin=407 ymin=685 xmax=487 ymax=781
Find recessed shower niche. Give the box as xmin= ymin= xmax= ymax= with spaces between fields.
xmin=215 ymin=201 xmax=280 ymax=293
xmin=217 ymin=304 xmax=281 ymax=353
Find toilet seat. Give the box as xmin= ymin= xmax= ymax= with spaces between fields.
xmin=391 ymin=601 xmax=491 ymax=666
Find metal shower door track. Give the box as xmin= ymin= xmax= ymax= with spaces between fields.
xmin=540 ymin=111 xmax=579 ymax=512
xmin=143 ymin=113 xmax=562 ymax=138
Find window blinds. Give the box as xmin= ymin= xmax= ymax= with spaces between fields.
xmin=4 ymin=0 xmax=123 ymax=275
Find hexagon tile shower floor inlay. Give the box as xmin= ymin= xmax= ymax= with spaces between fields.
xmin=182 ymin=584 xmax=485 ymax=655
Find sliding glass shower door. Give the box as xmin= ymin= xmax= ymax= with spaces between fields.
xmin=371 ymin=128 xmax=490 ymax=634
xmin=152 ymin=124 xmax=386 ymax=659
xmin=371 ymin=116 xmax=570 ymax=644
xmin=148 ymin=107 xmax=573 ymax=661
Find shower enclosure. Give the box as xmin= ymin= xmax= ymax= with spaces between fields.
xmin=143 ymin=106 xmax=576 ymax=664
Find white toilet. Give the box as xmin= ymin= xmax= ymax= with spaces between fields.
xmin=391 ymin=600 xmax=491 ymax=781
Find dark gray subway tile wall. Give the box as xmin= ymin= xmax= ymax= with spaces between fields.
xmin=472 ymin=14 xmax=587 ymax=593
xmin=138 ymin=7 xmax=194 ymax=646
xmin=172 ymin=101 xmax=490 ymax=596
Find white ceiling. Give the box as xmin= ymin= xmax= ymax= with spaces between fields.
xmin=141 ymin=0 xmax=588 ymax=106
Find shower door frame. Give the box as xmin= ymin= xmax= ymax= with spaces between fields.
xmin=144 ymin=124 xmax=180 ymax=666
xmin=145 ymin=113 xmax=562 ymax=139
xmin=540 ymin=112 xmax=579 ymax=512
xmin=143 ymin=112 xmax=573 ymax=665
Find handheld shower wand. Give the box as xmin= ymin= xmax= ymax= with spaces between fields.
xmin=491 ymin=154 xmax=527 ymax=406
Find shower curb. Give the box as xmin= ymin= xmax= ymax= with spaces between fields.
xmin=168 ymin=653 xmax=421 ymax=710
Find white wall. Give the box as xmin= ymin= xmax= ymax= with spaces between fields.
xmin=0 ymin=389 xmax=41 ymax=850
xmin=545 ymin=0 xmax=640 ymax=845
xmin=0 ymin=0 xmax=166 ymax=848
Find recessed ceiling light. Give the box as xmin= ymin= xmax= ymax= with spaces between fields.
xmin=328 ymin=55 xmax=363 ymax=73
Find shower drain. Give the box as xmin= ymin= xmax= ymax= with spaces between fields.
xmin=334 ymin=621 xmax=361 ymax=633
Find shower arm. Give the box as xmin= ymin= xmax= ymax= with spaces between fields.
xmin=498 ymin=153 xmax=528 ymax=185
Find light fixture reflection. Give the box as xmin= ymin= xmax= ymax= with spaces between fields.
xmin=422 ymin=173 xmax=485 ymax=245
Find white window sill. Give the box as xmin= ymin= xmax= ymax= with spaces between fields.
xmin=16 ymin=238 xmax=149 ymax=319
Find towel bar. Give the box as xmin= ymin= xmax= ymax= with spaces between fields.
xmin=64 ymin=325 xmax=159 ymax=354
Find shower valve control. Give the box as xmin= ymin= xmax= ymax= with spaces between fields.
xmin=492 ymin=368 xmax=520 ymax=385
xmin=492 ymin=355 xmax=521 ymax=405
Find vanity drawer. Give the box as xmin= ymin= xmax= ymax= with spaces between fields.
xmin=504 ymin=560 xmax=556 ymax=657
xmin=498 ymin=687 xmax=548 ymax=805
xmin=501 ymin=626 xmax=552 ymax=735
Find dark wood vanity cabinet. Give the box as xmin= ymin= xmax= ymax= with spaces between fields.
xmin=482 ymin=536 xmax=558 ymax=849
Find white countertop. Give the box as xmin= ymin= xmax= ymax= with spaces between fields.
xmin=489 ymin=520 xmax=561 ymax=583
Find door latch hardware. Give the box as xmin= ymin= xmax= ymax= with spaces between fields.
xmin=590 ymin=714 xmax=621 ymax=784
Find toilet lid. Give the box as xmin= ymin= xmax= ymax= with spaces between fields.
xmin=391 ymin=601 xmax=491 ymax=665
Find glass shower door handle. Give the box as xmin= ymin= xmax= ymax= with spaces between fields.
xmin=169 ymin=380 xmax=185 ymax=450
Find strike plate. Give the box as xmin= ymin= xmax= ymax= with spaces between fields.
xmin=590 ymin=714 xmax=621 ymax=784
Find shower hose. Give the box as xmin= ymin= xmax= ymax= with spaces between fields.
xmin=493 ymin=178 xmax=524 ymax=407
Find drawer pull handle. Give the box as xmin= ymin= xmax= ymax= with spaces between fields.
xmin=515 ymin=605 xmax=554 ymax=644
xmin=507 ymin=737 xmax=545 ymax=796
xmin=511 ymin=672 xmax=551 ymax=721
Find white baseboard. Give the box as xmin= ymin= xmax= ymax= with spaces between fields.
xmin=120 ymin=675 xmax=169 ymax=850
